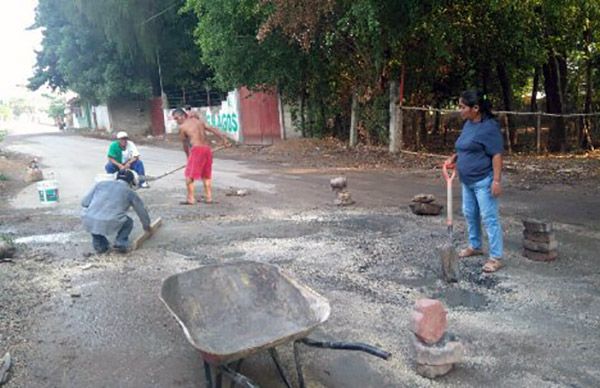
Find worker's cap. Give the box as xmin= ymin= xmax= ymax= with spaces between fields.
xmin=116 ymin=169 xmax=136 ymax=186
xmin=116 ymin=131 xmax=128 ymax=139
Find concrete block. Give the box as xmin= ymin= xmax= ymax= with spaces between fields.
xmin=523 ymin=249 xmax=558 ymax=262
xmin=413 ymin=334 xmax=464 ymax=365
xmin=522 ymin=218 xmax=553 ymax=233
xmin=523 ymin=238 xmax=558 ymax=253
xmin=416 ymin=363 xmax=453 ymax=378
xmin=523 ymin=230 xmax=556 ymax=243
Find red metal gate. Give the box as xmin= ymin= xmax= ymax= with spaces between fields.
xmin=239 ymin=87 xmax=281 ymax=144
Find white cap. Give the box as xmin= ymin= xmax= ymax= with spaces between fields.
xmin=116 ymin=131 xmax=128 ymax=139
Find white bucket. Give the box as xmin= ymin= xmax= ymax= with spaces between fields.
xmin=95 ymin=173 xmax=116 ymax=183
xmin=37 ymin=179 xmax=59 ymax=204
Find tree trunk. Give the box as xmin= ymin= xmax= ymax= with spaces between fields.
xmin=582 ymin=22 xmax=594 ymax=150
xmin=496 ymin=62 xmax=516 ymax=146
xmin=530 ymin=67 xmax=540 ymax=112
xmin=542 ymin=54 xmax=567 ymax=152
xmin=300 ymin=93 xmax=306 ymax=138
xmin=149 ymin=65 xmax=165 ymax=136
xmin=480 ymin=64 xmax=491 ymax=94
xmin=389 ymin=80 xmax=400 ymax=153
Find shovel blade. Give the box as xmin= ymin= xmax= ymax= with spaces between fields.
xmin=438 ymin=243 xmax=459 ymax=283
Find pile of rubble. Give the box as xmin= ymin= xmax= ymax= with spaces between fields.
xmin=409 ymin=194 xmax=443 ymax=216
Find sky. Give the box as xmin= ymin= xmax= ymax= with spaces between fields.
xmin=0 ymin=0 xmax=42 ymax=99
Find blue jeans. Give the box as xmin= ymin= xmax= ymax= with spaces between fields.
xmin=461 ymin=175 xmax=503 ymax=259
xmin=91 ymin=216 xmax=133 ymax=252
xmin=105 ymin=160 xmax=146 ymax=182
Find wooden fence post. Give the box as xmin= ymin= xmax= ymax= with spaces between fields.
xmin=503 ymin=113 xmax=512 ymax=154
xmin=536 ymin=112 xmax=542 ymax=154
xmin=349 ymin=93 xmax=358 ymax=148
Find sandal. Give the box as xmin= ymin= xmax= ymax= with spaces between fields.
xmin=458 ymin=247 xmax=484 ymax=258
xmin=482 ymin=259 xmax=504 ymax=273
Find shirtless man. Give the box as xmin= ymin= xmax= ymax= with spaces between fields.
xmin=172 ymin=108 xmax=230 ymax=204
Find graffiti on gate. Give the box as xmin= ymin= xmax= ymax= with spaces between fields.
xmin=204 ymin=112 xmax=239 ymax=134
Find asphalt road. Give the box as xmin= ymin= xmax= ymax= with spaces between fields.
xmin=2 ymin=126 xmax=600 ymax=387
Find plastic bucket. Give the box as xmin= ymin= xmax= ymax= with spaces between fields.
xmin=37 ymin=179 xmax=59 ymax=204
xmin=95 ymin=173 xmax=116 ymax=183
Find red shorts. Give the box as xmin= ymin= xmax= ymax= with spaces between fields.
xmin=185 ymin=146 xmax=213 ymax=180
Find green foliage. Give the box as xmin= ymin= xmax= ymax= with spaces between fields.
xmin=29 ymin=0 xmax=218 ymax=104
xmin=7 ymin=98 xmax=35 ymax=118
xmin=0 ymin=104 xmax=11 ymax=121
xmin=43 ymin=94 xmax=66 ymax=120
xmin=28 ymin=0 xmax=600 ymax=149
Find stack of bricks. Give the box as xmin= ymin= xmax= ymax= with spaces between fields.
xmin=410 ymin=298 xmax=464 ymax=378
xmin=522 ymin=218 xmax=558 ymax=262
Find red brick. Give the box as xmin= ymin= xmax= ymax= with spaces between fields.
xmin=411 ymin=299 xmax=447 ymax=344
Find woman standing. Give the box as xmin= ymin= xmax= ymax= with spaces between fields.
xmin=445 ymin=90 xmax=505 ymax=272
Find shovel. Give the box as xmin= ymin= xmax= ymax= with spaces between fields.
xmin=439 ymin=162 xmax=459 ymax=282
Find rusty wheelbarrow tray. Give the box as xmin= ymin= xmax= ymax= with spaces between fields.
xmin=160 ymin=261 xmax=390 ymax=388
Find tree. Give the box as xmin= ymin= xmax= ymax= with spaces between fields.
xmin=29 ymin=0 xmax=217 ymax=107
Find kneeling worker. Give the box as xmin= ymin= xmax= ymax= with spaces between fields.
xmin=106 ymin=131 xmax=149 ymax=188
xmin=81 ymin=169 xmax=151 ymax=253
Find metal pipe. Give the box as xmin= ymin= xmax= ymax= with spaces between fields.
xmin=204 ymin=361 xmax=213 ymax=387
xmin=293 ymin=341 xmax=306 ymax=388
xmin=218 ymin=365 xmax=260 ymax=388
xmin=299 ymin=337 xmax=391 ymax=360
xmin=269 ymin=348 xmax=293 ymax=388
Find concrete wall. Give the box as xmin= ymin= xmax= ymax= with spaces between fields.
xmin=282 ymin=104 xmax=302 ymax=139
xmin=107 ymin=98 xmax=152 ymax=135
xmin=203 ymin=90 xmax=241 ymax=142
xmin=163 ymin=90 xmax=241 ymax=142
xmin=92 ymin=105 xmax=111 ymax=131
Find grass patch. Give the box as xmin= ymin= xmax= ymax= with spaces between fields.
xmin=0 ymin=174 xmax=8 ymax=181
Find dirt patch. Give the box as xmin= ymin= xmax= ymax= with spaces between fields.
xmin=0 ymin=150 xmax=31 ymax=201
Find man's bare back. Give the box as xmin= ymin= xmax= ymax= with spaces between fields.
xmin=176 ymin=113 xmax=228 ymax=156
xmin=178 ymin=116 xmax=211 ymax=147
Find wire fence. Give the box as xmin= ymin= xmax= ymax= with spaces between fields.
xmin=162 ymin=86 xmax=227 ymax=109
xmin=394 ymin=106 xmax=600 ymax=154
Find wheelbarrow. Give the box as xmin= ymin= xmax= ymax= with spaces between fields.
xmin=160 ymin=261 xmax=391 ymax=388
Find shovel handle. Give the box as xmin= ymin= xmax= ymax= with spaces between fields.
xmin=442 ymin=162 xmax=456 ymax=183
xmin=442 ymin=162 xmax=456 ymax=228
